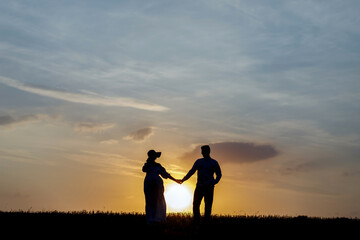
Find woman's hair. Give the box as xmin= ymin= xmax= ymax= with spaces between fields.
xmin=146 ymin=157 xmax=155 ymax=164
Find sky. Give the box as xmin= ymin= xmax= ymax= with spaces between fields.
xmin=1 ymin=0 xmax=360 ymax=217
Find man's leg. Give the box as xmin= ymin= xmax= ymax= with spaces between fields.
xmin=193 ymin=186 xmax=203 ymax=222
xmin=204 ymin=185 xmax=214 ymax=220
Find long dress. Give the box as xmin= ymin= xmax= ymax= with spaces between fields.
xmin=142 ymin=162 xmax=170 ymax=223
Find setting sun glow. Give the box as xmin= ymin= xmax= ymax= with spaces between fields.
xmin=165 ymin=184 xmax=192 ymax=211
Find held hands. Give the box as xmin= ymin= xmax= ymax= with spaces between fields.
xmin=175 ymin=179 xmax=183 ymax=184
xmin=169 ymin=175 xmax=184 ymax=184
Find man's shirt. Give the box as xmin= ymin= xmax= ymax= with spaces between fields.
xmin=183 ymin=157 xmax=222 ymax=187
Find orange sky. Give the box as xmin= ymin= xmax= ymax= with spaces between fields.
xmin=0 ymin=120 xmax=356 ymax=217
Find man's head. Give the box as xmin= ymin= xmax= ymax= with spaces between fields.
xmin=201 ymin=145 xmax=211 ymax=158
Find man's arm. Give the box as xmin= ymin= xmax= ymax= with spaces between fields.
xmin=214 ymin=162 xmax=222 ymax=185
xmin=181 ymin=161 xmax=198 ymax=182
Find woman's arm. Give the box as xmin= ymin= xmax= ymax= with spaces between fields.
xmin=160 ymin=166 xmax=181 ymax=183
xmin=168 ymin=175 xmax=182 ymax=184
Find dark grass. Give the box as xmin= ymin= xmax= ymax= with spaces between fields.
xmin=1 ymin=211 xmax=359 ymax=238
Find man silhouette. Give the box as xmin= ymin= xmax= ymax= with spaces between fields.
xmin=181 ymin=145 xmax=222 ymax=222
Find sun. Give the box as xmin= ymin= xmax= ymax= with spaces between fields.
xmin=165 ymin=183 xmax=192 ymax=211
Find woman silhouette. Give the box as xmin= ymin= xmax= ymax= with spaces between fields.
xmin=142 ymin=150 xmax=180 ymax=223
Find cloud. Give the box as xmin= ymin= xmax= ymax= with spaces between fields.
xmin=0 ymin=114 xmax=45 ymax=127
xmin=74 ymin=122 xmax=115 ymax=133
xmin=0 ymin=148 xmax=34 ymax=163
xmin=279 ymin=160 xmax=328 ymax=176
xmin=181 ymin=141 xmax=278 ymax=164
xmin=100 ymin=139 xmax=119 ymax=145
xmin=0 ymin=115 xmax=17 ymax=126
xmin=0 ymin=76 xmax=169 ymax=112
xmin=68 ymin=150 xmax=142 ymax=177
xmin=123 ymin=127 xmax=154 ymax=142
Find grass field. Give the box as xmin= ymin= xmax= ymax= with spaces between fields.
xmin=1 ymin=211 xmax=359 ymax=238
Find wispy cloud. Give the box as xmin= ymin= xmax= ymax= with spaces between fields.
xmin=68 ymin=150 xmax=142 ymax=177
xmin=0 ymin=76 xmax=169 ymax=112
xmin=100 ymin=139 xmax=119 ymax=145
xmin=74 ymin=122 xmax=115 ymax=134
xmin=0 ymin=114 xmax=49 ymax=128
xmin=123 ymin=127 xmax=154 ymax=142
xmin=279 ymin=160 xmax=324 ymax=176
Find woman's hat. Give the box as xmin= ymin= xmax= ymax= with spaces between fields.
xmin=147 ymin=149 xmax=161 ymax=158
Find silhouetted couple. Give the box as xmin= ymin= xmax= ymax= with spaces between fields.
xmin=142 ymin=145 xmax=222 ymax=224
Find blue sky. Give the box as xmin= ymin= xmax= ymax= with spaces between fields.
xmin=1 ymin=0 xmax=360 ymax=217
